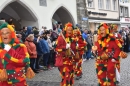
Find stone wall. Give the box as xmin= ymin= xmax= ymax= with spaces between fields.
xmin=76 ymin=0 xmax=89 ymax=30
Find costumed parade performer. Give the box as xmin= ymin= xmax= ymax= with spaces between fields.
xmin=93 ymin=23 xmax=122 ymax=86
xmin=55 ymin=22 xmax=76 ymax=86
xmin=110 ymin=24 xmax=123 ymax=72
xmin=72 ymin=27 xmax=86 ymax=80
xmin=0 ymin=22 xmax=35 ymax=86
xmin=110 ymin=24 xmax=127 ymax=84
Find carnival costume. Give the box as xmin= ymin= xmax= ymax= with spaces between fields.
xmin=72 ymin=27 xmax=86 ymax=80
xmin=0 ymin=23 xmax=34 ymax=86
xmin=94 ymin=23 xmax=122 ymax=86
xmin=110 ymin=24 xmax=123 ymax=73
xmin=55 ymin=23 xmax=76 ymax=86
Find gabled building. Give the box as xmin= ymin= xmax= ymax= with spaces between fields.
xmin=87 ymin=0 xmax=120 ymax=31
xmin=119 ymin=0 xmax=130 ymax=28
xmin=0 ymin=0 xmax=77 ymax=30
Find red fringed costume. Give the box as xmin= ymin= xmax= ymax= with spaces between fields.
xmin=95 ymin=23 xmax=121 ymax=86
xmin=72 ymin=28 xmax=86 ymax=79
xmin=55 ymin=23 xmax=76 ymax=86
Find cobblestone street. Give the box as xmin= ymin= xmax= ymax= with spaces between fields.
xmin=27 ymin=53 xmax=130 ymax=86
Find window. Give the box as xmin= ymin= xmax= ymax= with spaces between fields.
xmin=120 ymin=6 xmax=123 ymax=16
xmin=124 ymin=7 xmax=128 ymax=17
xmin=124 ymin=0 xmax=129 ymax=3
xmin=120 ymin=0 xmax=129 ymax=3
xmin=98 ymin=0 xmax=104 ymax=9
xmin=120 ymin=6 xmax=123 ymax=13
xmin=88 ymin=2 xmax=94 ymax=8
xmin=39 ymin=0 xmax=47 ymax=6
xmin=113 ymin=0 xmax=117 ymax=11
xmin=106 ymin=0 xmax=111 ymax=10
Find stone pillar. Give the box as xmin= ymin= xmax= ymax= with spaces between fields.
xmin=76 ymin=0 xmax=89 ymax=30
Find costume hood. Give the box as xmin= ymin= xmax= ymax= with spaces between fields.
xmin=26 ymin=26 xmax=33 ymax=37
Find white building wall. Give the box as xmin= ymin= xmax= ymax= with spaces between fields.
xmin=119 ymin=1 xmax=130 ymax=27
xmin=0 ymin=0 xmax=77 ymax=30
xmin=87 ymin=0 xmax=120 ymax=31
xmin=119 ymin=1 xmax=130 ymax=17
xmin=87 ymin=0 xmax=119 ymax=20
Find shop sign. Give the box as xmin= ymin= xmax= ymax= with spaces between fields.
xmin=125 ymin=18 xmax=130 ymax=22
xmin=120 ymin=18 xmax=130 ymax=23
xmin=88 ymin=11 xmax=107 ymax=16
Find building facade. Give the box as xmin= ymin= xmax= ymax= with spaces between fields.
xmin=87 ymin=0 xmax=120 ymax=32
xmin=119 ymin=0 xmax=130 ymax=28
xmin=0 ymin=0 xmax=77 ymax=30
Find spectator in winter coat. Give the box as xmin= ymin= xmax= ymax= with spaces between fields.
xmin=21 ymin=26 xmax=27 ymax=42
xmin=24 ymin=34 xmax=38 ymax=73
xmin=25 ymin=26 xmax=33 ymax=38
xmin=40 ymin=33 xmax=50 ymax=70
xmin=33 ymin=30 xmax=43 ymax=70
xmin=82 ymin=29 xmax=88 ymax=61
xmin=46 ymin=31 xmax=54 ymax=69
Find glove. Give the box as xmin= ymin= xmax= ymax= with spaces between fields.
xmin=66 ymin=43 xmax=70 ymax=49
xmin=111 ymin=59 xmax=116 ymax=62
xmin=4 ymin=44 xmax=11 ymax=52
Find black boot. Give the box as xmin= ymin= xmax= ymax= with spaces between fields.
xmin=75 ymin=75 xmax=82 ymax=80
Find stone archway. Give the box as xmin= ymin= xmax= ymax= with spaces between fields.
xmin=0 ymin=0 xmax=39 ymax=31
xmin=52 ymin=6 xmax=75 ymax=27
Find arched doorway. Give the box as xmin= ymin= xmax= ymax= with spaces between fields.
xmin=52 ymin=6 xmax=75 ymax=27
xmin=0 ymin=1 xmax=38 ymax=31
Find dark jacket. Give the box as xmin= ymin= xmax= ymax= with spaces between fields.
xmin=34 ymin=37 xmax=43 ymax=55
xmin=40 ymin=38 xmax=50 ymax=54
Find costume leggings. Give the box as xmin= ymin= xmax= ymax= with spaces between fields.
xmin=73 ymin=55 xmax=82 ymax=77
xmin=116 ymin=59 xmax=120 ymax=72
xmin=58 ymin=64 xmax=74 ymax=86
xmin=96 ymin=60 xmax=116 ymax=86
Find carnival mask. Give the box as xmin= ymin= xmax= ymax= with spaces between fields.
xmin=0 ymin=28 xmax=12 ymax=44
xmin=73 ymin=29 xmax=78 ymax=36
xmin=66 ymin=26 xmax=73 ymax=37
xmin=99 ymin=26 xmax=107 ymax=37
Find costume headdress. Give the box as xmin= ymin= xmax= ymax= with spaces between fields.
xmin=63 ymin=22 xmax=73 ymax=37
xmin=73 ymin=26 xmax=81 ymax=36
xmin=0 ymin=23 xmax=19 ymax=48
xmin=110 ymin=24 xmax=118 ymax=33
xmin=98 ymin=23 xmax=109 ymax=35
xmin=111 ymin=24 xmax=118 ymax=29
